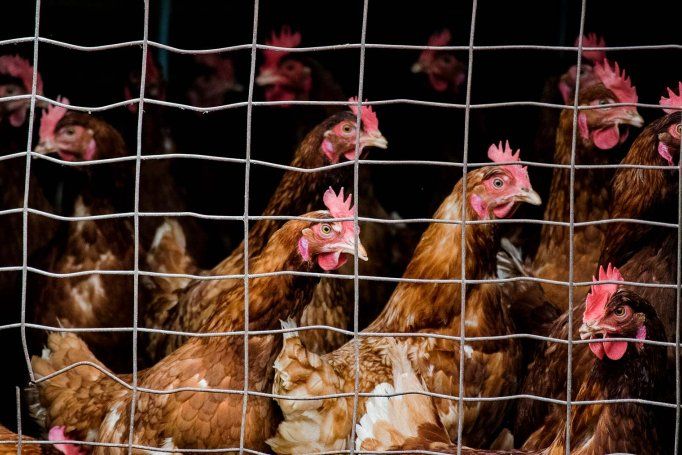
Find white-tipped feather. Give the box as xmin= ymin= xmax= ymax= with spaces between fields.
xmin=355 ymin=341 xmax=445 ymax=451
xmin=280 ymin=318 xmax=299 ymax=340
xmin=496 ymin=237 xmax=527 ymax=279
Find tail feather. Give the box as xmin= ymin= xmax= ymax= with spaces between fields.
xmin=355 ymin=341 xmax=448 ymax=452
xmin=143 ymin=219 xmax=200 ymax=333
xmin=144 ymin=218 xmax=198 ymax=294
xmin=30 ymin=333 xmax=122 ymax=439
xmin=267 ymin=322 xmax=349 ymax=453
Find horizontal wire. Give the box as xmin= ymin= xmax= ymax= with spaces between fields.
xmin=5 ymin=148 xmax=681 ymax=173
xmin=2 ymin=35 xmax=680 ymax=53
xmin=0 ymin=439 xmax=645 ymax=455
xmin=5 ymin=263 xmax=680 ymax=290
xmin=0 ymin=206 xmax=677 ymax=230
xmin=14 ymin=321 xmax=679 ymax=349
xmin=31 ymin=359 xmax=677 ymax=409
xmin=4 ymin=92 xmax=676 ymax=114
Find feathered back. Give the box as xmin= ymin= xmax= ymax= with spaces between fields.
xmin=355 ymin=341 xmax=448 ymax=451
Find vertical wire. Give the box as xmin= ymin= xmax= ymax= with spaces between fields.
xmin=126 ymin=1 xmax=150 ymax=453
xmin=238 ymin=0 xmax=261 ymax=452
xmin=455 ymin=1 xmax=478 ymax=453
xmin=565 ymin=1 xmax=588 ymax=453
xmin=671 ymin=9 xmax=682 ymax=441
xmin=19 ymin=0 xmax=43 ymax=383
xmin=15 ymin=388 xmax=22 ymax=455
xmin=347 ymin=0 xmax=370 ymax=452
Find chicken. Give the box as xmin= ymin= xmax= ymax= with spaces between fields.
xmin=531 ymin=59 xmax=643 ymax=312
xmin=533 ymin=33 xmax=608 ymax=191
xmin=267 ymin=141 xmax=542 ymax=453
xmin=514 ymin=87 xmax=682 ymax=446
xmin=357 ymin=272 xmax=666 ymax=455
xmin=411 ymin=29 xmax=467 ymax=95
xmin=523 ymin=269 xmax=666 ymax=454
xmin=143 ymin=102 xmax=387 ymax=361
xmin=0 ymin=55 xmax=58 ymax=298
xmin=257 ymin=28 xmax=421 ymax=353
xmin=29 ymin=99 xmax=136 ymax=372
xmin=30 ymin=188 xmax=368 ymax=453
xmin=256 ymin=26 xmax=344 ymax=112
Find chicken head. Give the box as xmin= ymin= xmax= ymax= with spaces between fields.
xmin=469 ymin=140 xmax=542 ymax=220
xmin=298 ymin=187 xmax=368 ymax=271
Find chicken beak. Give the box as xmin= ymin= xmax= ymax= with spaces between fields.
xmin=335 ymin=238 xmax=368 ymax=262
xmin=411 ymin=62 xmax=424 ymax=74
xmin=515 ymin=187 xmax=542 ymax=206
xmin=610 ymin=108 xmax=644 ymax=129
xmin=34 ymin=140 xmax=57 ymax=155
xmin=361 ymin=131 xmax=388 ymax=150
xmin=255 ymin=69 xmax=284 ymax=86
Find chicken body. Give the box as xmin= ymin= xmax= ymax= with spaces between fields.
xmin=532 ymin=84 xmax=641 ymax=312
xmin=514 ymin=112 xmax=680 ymax=446
xmin=268 ymin=167 xmax=528 ymax=453
xmin=29 ymin=113 xmax=137 ymax=372
xmin=144 ymin=110 xmax=385 ymax=360
xmin=358 ymin=291 xmax=665 ymax=455
xmin=31 ymin=214 xmax=359 ymax=453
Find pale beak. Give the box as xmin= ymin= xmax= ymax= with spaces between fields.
xmin=361 ymin=131 xmax=388 ymax=150
xmin=255 ymin=69 xmax=284 ymax=86
xmin=579 ymin=320 xmax=616 ymax=340
xmin=333 ymin=238 xmax=369 ymax=262
xmin=411 ymin=62 xmax=424 ymax=74
xmin=34 ymin=140 xmax=57 ymax=155
xmin=515 ymin=187 xmax=542 ymax=206
xmin=610 ymin=108 xmax=644 ymax=128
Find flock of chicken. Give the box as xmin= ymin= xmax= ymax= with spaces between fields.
xmin=0 ymin=27 xmax=679 ymax=455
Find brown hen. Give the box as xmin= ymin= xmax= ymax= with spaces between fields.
xmin=30 ymin=191 xmax=367 ymax=453
xmin=267 ymin=142 xmax=542 ymax=453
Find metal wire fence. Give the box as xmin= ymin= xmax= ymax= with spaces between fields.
xmin=1 ymin=0 xmax=680 ymax=454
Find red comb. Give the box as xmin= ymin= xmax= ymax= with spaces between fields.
xmin=660 ymin=82 xmax=682 ymax=114
xmin=419 ymin=29 xmax=452 ymax=66
xmin=39 ymin=96 xmax=69 ymax=142
xmin=0 ymin=55 xmax=43 ymax=94
xmin=323 ymin=187 xmax=354 ymax=219
xmin=262 ymin=26 xmax=301 ymax=71
xmin=487 ymin=140 xmax=520 ymax=163
xmin=594 ymin=59 xmax=638 ymax=103
xmin=487 ymin=141 xmax=531 ymax=188
xmin=348 ymin=97 xmax=379 ymax=133
xmin=578 ymin=33 xmax=606 ymax=63
xmin=583 ymin=264 xmax=624 ymax=323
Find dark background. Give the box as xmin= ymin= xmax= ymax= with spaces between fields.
xmin=0 ymin=0 xmax=680 ymax=434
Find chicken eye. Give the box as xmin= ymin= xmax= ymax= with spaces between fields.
xmin=598 ymin=99 xmax=609 ymax=106
xmin=492 ymin=178 xmax=504 ymax=188
xmin=342 ymin=123 xmax=353 ymax=134
xmin=676 ymin=124 xmax=682 ymax=135
xmin=63 ymin=127 xmax=75 ymax=136
xmin=613 ymin=306 xmax=626 ymax=318
xmin=320 ymin=224 xmax=332 ymax=235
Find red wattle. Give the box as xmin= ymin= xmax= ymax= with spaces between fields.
xmin=592 ymin=125 xmax=620 ymax=150
xmin=317 ymin=251 xmax=347 ymax=271
xmin=603 ymin=338 xmax=628 ymax=360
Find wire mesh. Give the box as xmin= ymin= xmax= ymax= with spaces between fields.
xmin=0 ymin=0 xmax=680 ymax=454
